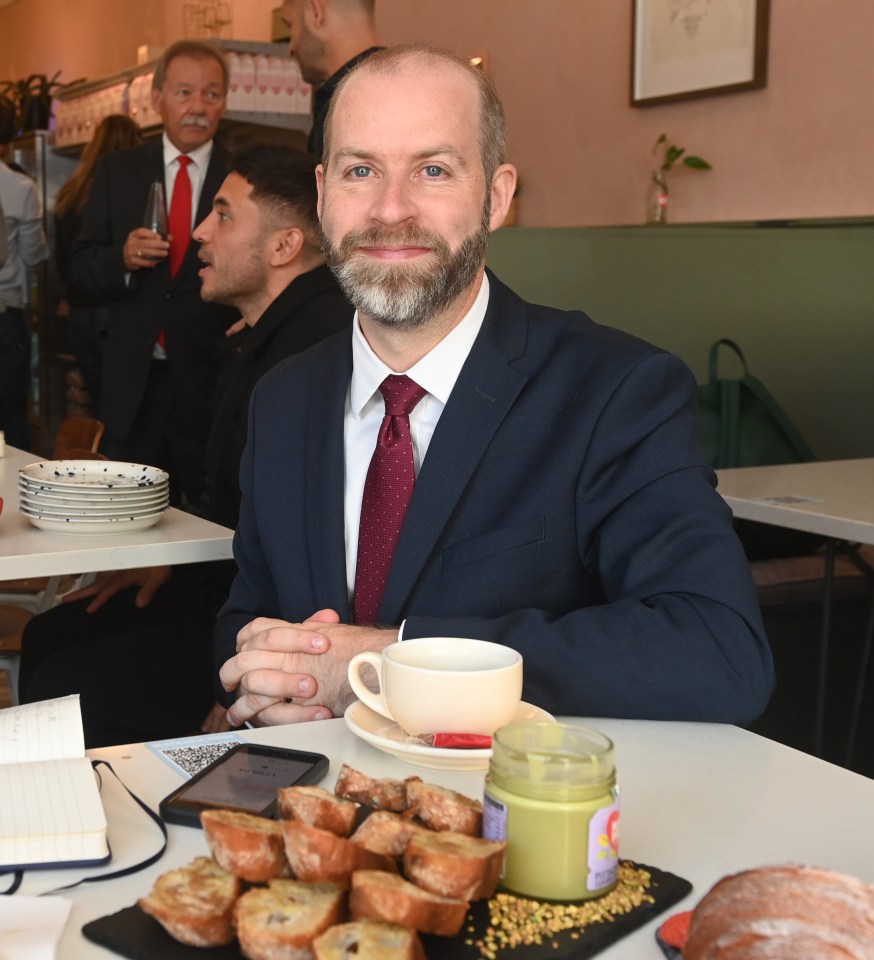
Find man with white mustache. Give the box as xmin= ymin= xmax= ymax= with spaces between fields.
xmin=69 ymin=40 xmax=237 ymax=503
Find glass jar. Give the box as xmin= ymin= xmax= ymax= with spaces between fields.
xmin=646 ymin=169 xmax=669 ymax=224
xmin=483 ymin=722 xmax=619 ymax=901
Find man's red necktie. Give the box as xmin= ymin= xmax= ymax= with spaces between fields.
xmin=168 ymin=155 xmax=192 ymax=278
xmin=353 ymin=375 xmax=426 ymax=625
xmin=158 ymin=156 xmax=192 ymax=351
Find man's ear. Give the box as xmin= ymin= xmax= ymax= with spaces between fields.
xmin=487 ymin=164 xmax=518 ymax=232
xmin=315 ymin=164 xmax=325 ymax=222
xmin=307 ymin=0 xmax=326 ymax=29
xmin=271 ymin=227 xmax=305 ymax=266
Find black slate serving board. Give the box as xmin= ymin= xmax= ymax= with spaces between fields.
xmin=83 ymin=861 xmax=690 ymax=960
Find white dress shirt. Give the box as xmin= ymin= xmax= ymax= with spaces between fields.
xmin=151 ymin=136 xmax=213 ymax=358
xmin=343 ymin=273 xmax=491 ymax=603
xmin=161 ymin=134 xmax=213 ymax=227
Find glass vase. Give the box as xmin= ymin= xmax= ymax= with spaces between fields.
xmin=646 ymin=170 xmax=669 ymax=224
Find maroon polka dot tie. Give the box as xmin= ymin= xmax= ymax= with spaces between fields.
xmin=353 ymin=375 xmax=427 ymax=625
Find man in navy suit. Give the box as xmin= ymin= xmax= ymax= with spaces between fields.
xmin=69 ymin=40 xmax=237 ymax=501
xmin=216 ymin=44 xmax=774 ymax=728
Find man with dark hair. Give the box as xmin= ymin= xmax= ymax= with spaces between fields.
xmin=0 ymin=96 xmax=49 ymax=450
xmin=19 ymin=144 xmax=353 ymax=747
xmin=69 ymin=40 xmax=236 ymax=502
xmin=216 ymin=44 xmax=774 ymax=730
xmin=280 ymin=0 xmax=381 ymax=157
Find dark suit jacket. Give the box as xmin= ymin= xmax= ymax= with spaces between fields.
xmin=68 ymin=139 xmax=237 ymax=442
xmin=215 ymin=271 xmax=774 ymax=724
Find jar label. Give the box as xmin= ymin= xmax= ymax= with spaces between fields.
xmin=587 ymin=788 xmax=620 ymax=893
xmin=482 ymin=790 xmax=508 ymax=878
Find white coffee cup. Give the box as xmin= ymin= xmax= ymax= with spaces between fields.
xmin=347 ymin=636 xmax=523 ymax=736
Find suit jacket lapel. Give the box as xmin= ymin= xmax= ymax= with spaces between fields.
xmin=379 ymin=274 xmax=530 ymax=623
xmin=303 ymin=336 xmax=354 ymax=619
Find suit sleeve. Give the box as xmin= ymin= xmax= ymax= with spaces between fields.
xmin=403 ymin=353 xmax=774 ymax=726
xmin=213 ymin=388 xmax=284 ymax=702
xmin=68 ymin=156 xmax=132 ymax=301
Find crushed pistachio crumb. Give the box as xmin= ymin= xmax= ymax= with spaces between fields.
xmin=470 ymin=862 xmax=655 ymax=959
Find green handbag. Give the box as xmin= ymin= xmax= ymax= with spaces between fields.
xmin=697 ymin=338 xmax=815 ymax=470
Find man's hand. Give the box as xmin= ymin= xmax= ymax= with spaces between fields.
xmin=220 ymin=609 xmax=398 ymax=728
xmin=62 ymin=565 xmax=172 ymax=613
xmin=124 ymin=227 xmax=170 ymax=271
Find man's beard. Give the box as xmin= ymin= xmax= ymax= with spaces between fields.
xmin=320 ymin=207 xmax=490 ymax=331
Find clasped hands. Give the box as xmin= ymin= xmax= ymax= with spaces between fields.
xmin=219 ymin=609 xmax=398 ymax=729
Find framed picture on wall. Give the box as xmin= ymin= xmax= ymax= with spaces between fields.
xmin=631 ymin=0 xmax=770 ymax=106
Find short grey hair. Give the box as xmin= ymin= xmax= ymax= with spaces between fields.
xmin=152 ymin=40 xmax=229 ymax=95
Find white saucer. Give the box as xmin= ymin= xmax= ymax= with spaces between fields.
xmin=344 ymin=700 xmax=556 ymax=771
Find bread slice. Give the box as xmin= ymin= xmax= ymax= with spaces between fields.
xmin=282 ymin=819 xmax=398 ymax=887
xmin=334 ymin=764 xmax=421 ymax=812
xmin=350 ymin=810 xmax=427 ymax=857
xmin=234 ymin=878 xmax=345 ymax=960
xmin=349 ymin=869 xmax=468 ymax=937
xmin=404 ymin=829 xmax=506 ymax=901
xmin=277 ymin=784 xmax=358 ymax=837
xmin=405 ymin=780 xmax=483 ymax=835
xmin=312 ymin=919 xmax=426 ymax=960
xmin=138 ymin=855 xmax=240 ymax=947
xmin=200 ymin=808 xmax=289 ymax=883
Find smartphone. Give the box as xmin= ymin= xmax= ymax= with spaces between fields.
xmin=159 ymin=743 xmax=330 ymax=827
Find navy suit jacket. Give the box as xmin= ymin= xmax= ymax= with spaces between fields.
xmin=69 ymin=139 xmax=237 ymax=442
xmin=215 ymin=271 xmax=773 ymax=724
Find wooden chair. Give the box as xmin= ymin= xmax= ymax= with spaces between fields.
xmin=59 ymin=448 xmax=108 ymax=461
xmin=0 ymin=605 xmax=33 ymax=706
xmin=52 ymin=416 xmax=105 ymax=459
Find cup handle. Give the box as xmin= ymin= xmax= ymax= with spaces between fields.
xmin=347 ymin=651 xmax=395 ymax=722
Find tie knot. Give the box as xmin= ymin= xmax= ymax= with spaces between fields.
xmin=176 ymin=155 xmax=192 ymax=170
xmin=379 ymin=375 xmax=426 ymax=417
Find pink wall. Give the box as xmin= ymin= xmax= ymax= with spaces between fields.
xmin=377 ymin=0 xmax=874 ymax=226
xmin=3 ymin=0 xmax=873 ymax=226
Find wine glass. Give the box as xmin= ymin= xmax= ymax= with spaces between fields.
xmin=143 ymin=180 xmax=168 ymax=240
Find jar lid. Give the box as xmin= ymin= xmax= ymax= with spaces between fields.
xmin=489 ymin=722 xmax=615 ymax=801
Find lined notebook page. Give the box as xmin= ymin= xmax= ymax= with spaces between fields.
xmin=0 ymin=757 xmax=108 ymax=865
xmin=0 ymin=694 xmax=85 ymax=765
xmin=0 ymin=696 xmax=108 ymax=868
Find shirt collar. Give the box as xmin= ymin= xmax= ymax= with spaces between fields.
xmin=161 ymin=134 xmax=213 ymax=170
xmin=350 ymin=272 xmax=490 ymax=417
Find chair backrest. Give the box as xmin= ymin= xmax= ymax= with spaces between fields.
xmin=52 ymin=417 xmax=106 ymax=459
xmin=62 ymin=448 xmax=108 ymax=461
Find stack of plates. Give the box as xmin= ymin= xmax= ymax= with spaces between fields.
xmin=19 ymin=460 xmax=170 ymax=534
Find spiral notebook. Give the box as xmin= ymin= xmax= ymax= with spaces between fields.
xmin=0 ymin=695 xmax=110 ymax=871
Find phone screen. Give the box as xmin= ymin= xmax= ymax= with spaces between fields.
xmin=160 ymin=744 xmax=329 ymax=825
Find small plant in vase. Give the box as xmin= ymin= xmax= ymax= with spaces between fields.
xmin=647 ymin=134 xmax=712 ymax=224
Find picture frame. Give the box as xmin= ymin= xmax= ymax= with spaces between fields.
xmin=631 ymin=0 xmax=770 ymax=107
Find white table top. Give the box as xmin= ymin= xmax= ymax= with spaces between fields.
xmin=0 ymin=446 xmax=234 ymax=579
xmin=30 ymin=716 xmax=874 ymax=958
xmin=717 ymin=458 xmax=874 ymax=545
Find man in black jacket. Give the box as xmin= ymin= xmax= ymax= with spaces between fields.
xmin=279 ymin=0 xmax=381 ymax=158
xmin=19 ymin=145 xmax=353 ymax=746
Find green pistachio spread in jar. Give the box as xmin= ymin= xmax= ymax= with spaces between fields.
xmin=483 ymin=722 xmax=619 ymax=901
